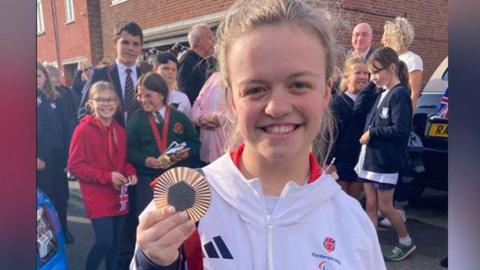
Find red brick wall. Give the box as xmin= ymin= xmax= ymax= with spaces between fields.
xmin=87 ymin=0 xmax=104 ymax=65
xmin=37 ymin=0 xmax=57 ymax=63
xmin=37 ymin=0 xmax=93 ymax=84
xmin=98 ymin=0 xmax=446 ymax=82
xmin=335 ymin=0 xmax=448 ymax=83
xmin=99 ymin=0 xmax=235 ymax=61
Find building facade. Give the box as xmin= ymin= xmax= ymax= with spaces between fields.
xmin=37 ymin=0 xmax=448 ymax=85
xmin=37 ymin=0 xmax=102 ymax=85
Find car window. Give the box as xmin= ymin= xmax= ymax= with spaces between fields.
xmin=442 ymin=69 xmax=448 ymax=81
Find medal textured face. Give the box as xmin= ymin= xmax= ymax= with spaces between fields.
xmin=153 ymin=167 xmax=211 ymax=222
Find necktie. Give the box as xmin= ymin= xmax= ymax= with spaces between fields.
xmin=154 ymin=111 xmax=162 ymax=124
xmin=124 ymin=68 xmax=136 ymax=115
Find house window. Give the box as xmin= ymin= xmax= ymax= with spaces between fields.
xmin=65 ymin=0 xmax=75 ymax=23
xmin=37 ymin=0 xmax=45 ymax=34
xmin=111 ymin=0 xmax=128 ymax=6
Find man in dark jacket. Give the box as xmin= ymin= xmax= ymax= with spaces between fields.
xmin=71 ymin=61 xmax=93 ymax=96
xmin=177 ymin=24 xmax=215 ymax=105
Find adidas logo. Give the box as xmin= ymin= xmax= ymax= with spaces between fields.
xmin=203 ymin=236 xmax=234 ymax=259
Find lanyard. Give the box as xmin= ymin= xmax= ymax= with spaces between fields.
xmin=147 ymin=106 xmax=171 ymax=153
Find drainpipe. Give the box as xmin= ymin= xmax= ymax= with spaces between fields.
xmin=50 ymin=0 xmax=62 ymax=67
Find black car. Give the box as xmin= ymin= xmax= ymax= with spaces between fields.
xmin=412 ymin=57 xmax=448 ymax=198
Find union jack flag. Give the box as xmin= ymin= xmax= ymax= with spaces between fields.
xmin=437 ymin=88 xmax=448 ymax=119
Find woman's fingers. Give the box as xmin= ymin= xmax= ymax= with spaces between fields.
xmin=112 ymin=171 xmax=128 ymax=185
xmin=139 ymin=208 xmax=192 ymax=242
xmin=137 ymin=205 xmax=196 ymax=266
xmin=145 ymin=218 xmax=195 ymax=251
xmin=128 ymin=175 xmax=138 ymax=185
xmin=138 ymin=205 xmax=174 ymax=231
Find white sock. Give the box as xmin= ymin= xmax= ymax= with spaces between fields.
xmin=399 ymin=234 xmax=412 ymax=246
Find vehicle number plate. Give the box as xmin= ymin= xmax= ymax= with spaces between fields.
xmin=427 ymin=123 xmax=448 ymax=138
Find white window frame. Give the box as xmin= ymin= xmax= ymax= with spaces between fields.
xmin=111 ymin=0 xmax=128 ymax=6
xmin=65 ymin=0 xmax=75 ymax=23
xmin=37 ymin=0 xmax=45 ymax=35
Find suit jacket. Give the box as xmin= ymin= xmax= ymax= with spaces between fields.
xmin=347 ymin=46 xmax=376 ymax=60
xmin=177 ymin=50 xmax=215 ymax=104
xmin=363 ymin=83 xmax=412 ymax=173
xmin=71 ymin=69 xmax=86 ymax=96
xmin=78 ymin=62 xmax=142 ymax=126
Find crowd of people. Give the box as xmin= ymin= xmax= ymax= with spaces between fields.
xmin=36 ymin=0 xmax=438 ymax=269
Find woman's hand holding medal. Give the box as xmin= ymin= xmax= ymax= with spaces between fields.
xmin=137 ymin=205 xmax=196 ymax=266
xmin=138 ymin=167 xmax=211 ymax=266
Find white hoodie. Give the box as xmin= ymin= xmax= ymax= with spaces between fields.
xmin=134 ymin=153 xmax=386 ymax=270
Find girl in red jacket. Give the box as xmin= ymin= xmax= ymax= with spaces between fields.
xmin=68 ymin=81 xmax=137 ymax=270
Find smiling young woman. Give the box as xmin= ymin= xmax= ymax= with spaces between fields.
xmin=131 ymin=1 xmax=386 ymax=269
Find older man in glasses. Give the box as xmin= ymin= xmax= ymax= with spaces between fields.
xmin=348 ymin=22 xmax=375 ymax=60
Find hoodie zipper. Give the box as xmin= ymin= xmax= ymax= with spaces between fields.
xmin=266 ymin=215 xmax=274 ymax=270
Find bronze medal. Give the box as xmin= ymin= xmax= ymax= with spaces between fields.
xmin=153 ymin=167 xmax=211 ymax=222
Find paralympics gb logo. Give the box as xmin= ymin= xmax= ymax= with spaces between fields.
xmin=318 ymin=260 xmax=329 ymax=270
xmin=323 ymin=237 xmax=335 ymax=253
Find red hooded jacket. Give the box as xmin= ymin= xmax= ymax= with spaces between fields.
xmin=68 ymin=115 xmax=136 ymax=219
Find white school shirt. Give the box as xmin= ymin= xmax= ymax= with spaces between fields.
xmin=115 ymin=60 xmax=138 ymax=99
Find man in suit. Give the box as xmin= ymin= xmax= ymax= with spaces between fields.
xmin=78 ymin=21 xmax=143 ymax=127
xmin=77 ymin=21 xmax=144 ymax=270
xmin=348 ymin=23 xmax=375 ymax=60
xmin=177 ymin=23 xmax=215 ymax=105
xmin=72 ymin=61 xmax=93 ymax=96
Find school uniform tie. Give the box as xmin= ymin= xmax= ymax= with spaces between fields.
xmin=124 ymin=68 xmax=136 ymax=115
xmin=153 ymin=111 xmax=162 ymax=125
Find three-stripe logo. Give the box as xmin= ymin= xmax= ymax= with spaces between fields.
xmin=203 ymin=236 xmax=234 ymax=259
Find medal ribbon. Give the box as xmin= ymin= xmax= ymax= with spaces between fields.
xmin=147 ymin=106 xmax=171 ymax=154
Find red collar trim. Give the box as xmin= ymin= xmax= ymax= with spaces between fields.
xmin=229 ymin=144 xmax=322 ymax=184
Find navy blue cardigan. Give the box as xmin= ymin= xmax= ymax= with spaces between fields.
xmin=330 ymin=92 xmax=365 ymax=162
xmin=362 ymin=83 xmax=412 ymax=173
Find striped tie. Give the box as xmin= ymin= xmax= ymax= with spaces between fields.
xmin=124 ymin=68 xmax=136 ymax=115
xmin=154 ymin=111 xmax=162 ymax=124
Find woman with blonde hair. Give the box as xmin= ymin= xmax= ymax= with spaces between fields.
xmin=37 ymin=61 xmax=74 ymax=243
xmin=381 ymin=16 xmax=423 ymax=110
xmin=380 ymin=16 xmax=423 ymax=229
xmin=132 ymin=1 xmax=386 ymax=269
